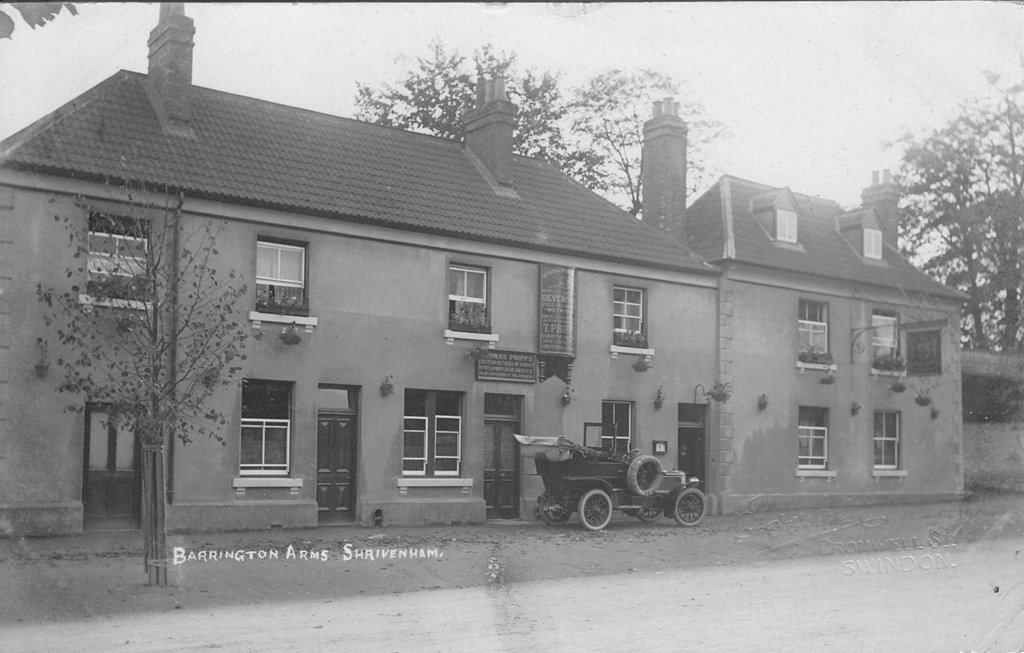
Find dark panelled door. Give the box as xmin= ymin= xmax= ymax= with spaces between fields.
xmin=677 ymin=403 xmax=707 ymax=482
xmin=317 ymin=412 xmax=356 ymax=522
xmin=83 ymin=407 xmax=140 ymax=530
xmin=484 ymin=420 xmax=520 ymax=519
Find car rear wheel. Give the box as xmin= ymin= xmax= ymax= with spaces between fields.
xmin=578 ymin=488 xmax=613 ymax=531
xmin=672 ymin=487 xmax=707 ymax=527
xmin=636 ymin=506 xmax=662 ymax=522
xmin=537 ymin=493 xmax=572 ymax=526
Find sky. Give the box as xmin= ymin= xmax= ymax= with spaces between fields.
xmin=1 ymin=2 xmax=1022 ymax=208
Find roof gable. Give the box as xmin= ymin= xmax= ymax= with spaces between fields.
xmin=0 ymin=70 xmax=713 ymax=275
xmin=684 ymin=175 xmax=964 ymax=299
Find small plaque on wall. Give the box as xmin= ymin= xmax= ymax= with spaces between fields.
xmin=653 ymin=440 xmax=668 ymax=456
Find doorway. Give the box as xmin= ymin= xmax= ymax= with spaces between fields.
xmin=83 ymin=406 xmax=140 ymax=530
xmin=483 ymin=394 xmax=521 ymax=519
xmin=677 ymin=403 xmax=707 ymax=482
xmin=316 ymin=386 xmax=358 ymax=523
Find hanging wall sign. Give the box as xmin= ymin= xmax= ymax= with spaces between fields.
xmin=538 ymin=265 xmax=577 ymax=357
xmin=475 ymin=350 xmax=537 ymax=383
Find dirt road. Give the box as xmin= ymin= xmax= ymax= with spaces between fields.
xmin=2 ymin=493 xmax=1023 ymax=652
xmin=3 ymin=537 xmax=1022 ymax=653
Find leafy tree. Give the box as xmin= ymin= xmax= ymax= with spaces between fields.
xmin=355 ymin=42 xmax=603 ymax=189
xmin=37 ymin=173 xmax=250 ymax=585
xmin=0 ymin=2 xmax=76 ymax=39
xmin=899 ymin=71 xmax=1024 ymax=351
xmin=355 ymin=45 xmax=724 ymax=214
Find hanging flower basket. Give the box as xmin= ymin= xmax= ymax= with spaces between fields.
xmin=819 ymin=372 xmax=836 ymax=385
xmin=914 ymin=394 xmax=932 ymax=406
xmin=891 ymin=381 xmax=906 ymax=393
xmin=706 ymin=381 xmax=732 ymax=403
xmin=632 ymin=357 xmax=652 ymax=372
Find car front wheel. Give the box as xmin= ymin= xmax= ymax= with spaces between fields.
xmin=672 ymin=487 xmax=707 ymax=527
xmin=578 ymin=488 xmax=613 ymax=531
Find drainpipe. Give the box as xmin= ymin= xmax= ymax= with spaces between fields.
xmin=166 ymin=190 xmax=183 ymax=505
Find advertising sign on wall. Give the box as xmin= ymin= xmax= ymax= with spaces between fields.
xmin=538 ymin=265 xmax=577 ymax=357
xmin=475 ymin=350 xmax=537 ymax=383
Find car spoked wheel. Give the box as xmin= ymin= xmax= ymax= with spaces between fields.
xmin=636 ymin=506 xmax=661 ymax=522
xmin=578 ymin=488 xmax=613 ymax=531
xmin=537 ymin=493 xmax=572 ymax=526
xmin=672 ymin=487 xmax=707 ymax=527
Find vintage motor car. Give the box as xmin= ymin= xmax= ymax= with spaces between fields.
xmin=514 ymin=433 xmax=707 ymax=531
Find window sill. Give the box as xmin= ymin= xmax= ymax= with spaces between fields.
xmin=249 ymin=311 xmax=318 ymax=333
xmin=610 ymin=345 xmax=655 ymax=360
xmin=397 ymin=477 xmax=473 ymax=495
xmin=872 ymin=469 xmax=908 ymax=478
xmin=444 ymin=329 xmax=499 ymax=347
xmin=796 ymin=361 xmax=837 ymax=373
xmin=232 ymin=476 xmax=302 ymax=496
xmin=870 ymin=369 xmax=905 ymax=378
xmin=79 ymin=293 xmax=149 ymax=311
xmin=796 ymin=469 xmax=837 ymax=479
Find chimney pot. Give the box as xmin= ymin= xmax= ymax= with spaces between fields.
xmin=148 ymin=2 xmax=195 ymax=129
xmin=882 ymin=169 xmax=892 ymax=184
xmin=641 ymin=96 xmax=688 ymax=238
xmin=463 ymin=75 xmax=517 ymax=187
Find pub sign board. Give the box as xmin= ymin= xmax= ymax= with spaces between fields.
xmin=476 ymin=350 xmax=537 ymax=383
xmin=538 ymin=265 xmax=577 ymax=357
xmin=906 ymin=329 xmax=942 ymax=376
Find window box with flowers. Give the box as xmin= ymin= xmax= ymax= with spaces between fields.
xmin=448 ymin=303 xmax=491 ymax=334
xmin=614 ymin=330 xmax=649 ymax=349
xmin=796 ymin=349 xmax=837 ymax=373
xmin=871 ymin=353 xmax=906 ymax=377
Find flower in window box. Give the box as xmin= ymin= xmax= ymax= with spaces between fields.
xmin=798 ymin=349 xmax=833 ymax=365
xmin=614 ymin=330 xmax=649 ymax=349
xmin=872 ymin=353 xmax=906 ymax=372
xmin=448 ymin=303 xmax=491 ymax=333
xmin=256 ymin=284 xmax=309 ymax=316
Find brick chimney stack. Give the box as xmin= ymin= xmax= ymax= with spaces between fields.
xmin=148 ymin=3 xmax=195 ymax=130
xmin=641 ymin=98 xmax=688 ymax=240
xmin=463 ymin=76 xmax=517 ymax=187
xmin=861 ymin=169 xmax=900 ymax=248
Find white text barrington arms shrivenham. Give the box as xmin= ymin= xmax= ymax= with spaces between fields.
xmin=172 ymin=544 xmax=443 ymax=565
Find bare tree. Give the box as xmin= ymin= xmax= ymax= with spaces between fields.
xmin=37 ymin=174 xmax=249 ymax=585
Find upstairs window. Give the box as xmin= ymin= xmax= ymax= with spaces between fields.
xmin=448 ymin=264 xmax=489 ymax=333
xmin=864 ymin=228 xmax=883 ymax=259
xmin=256 ymin=239 xmax=308 ymax=315
xmin=798 ymin=406 xmax=829 ymax=469
xmin=240 ymin=379 xmax=292 ymax=476
xmin=798 ymin=300 xmax=830 ymax=363
xmin=776 ymin=209 xmax=798 ymax=243
xmin=871 ymin=311 xmax=902 ymax=370
xmin=87 ymin=211 xmax=150 ymax=300
xmin=613 ymin=286 xmax=647 ymax=348
xmin=403 ymin=390 xmax=462 ymax=476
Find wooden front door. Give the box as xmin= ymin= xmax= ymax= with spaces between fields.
xmin=317 ymin=412 xmax=357 ymax=522
xmin=484 ymin=420 xmax=520 ymax=519
xmin=677 ymin=403 xmax=707 ymax=482
xmin=83 ymin=407 xmax=140 ymax=530
xmin=483 ymin=393 xmax=521 ymax=519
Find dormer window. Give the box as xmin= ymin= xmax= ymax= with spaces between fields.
xmin=776 ymin=210 xmax=798 ymax=243
xmin=864 ymin=228 xmax=883 ymax=259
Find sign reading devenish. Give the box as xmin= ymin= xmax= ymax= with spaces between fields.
xmin=475 ymin=350 xmax=537 ymax=383
xmin=538 ymin=265 xmax=577 ymax=357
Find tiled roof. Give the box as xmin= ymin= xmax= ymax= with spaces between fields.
xmin=684 ymin=175 xmax=965 ymax=299
xmin=0 ymin=71 xmax=713 ymax=275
